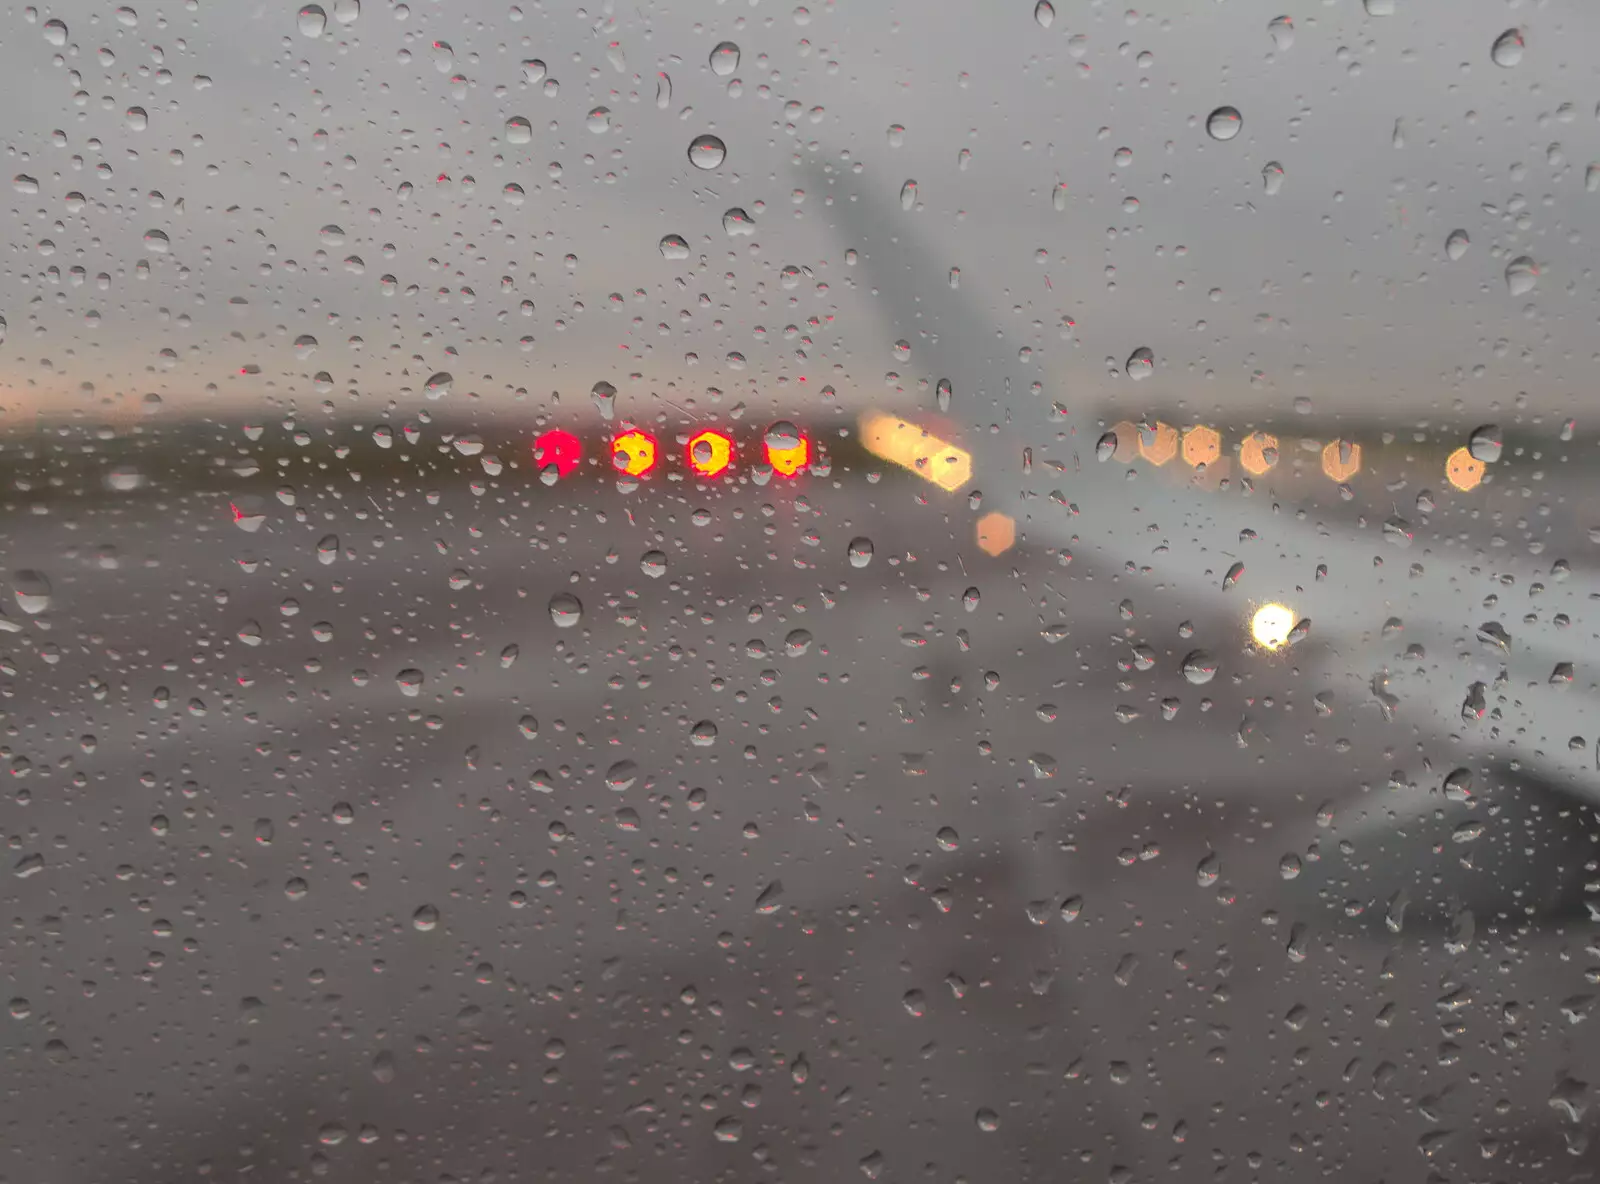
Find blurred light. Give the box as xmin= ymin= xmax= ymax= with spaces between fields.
xmin=532 ymin=429 xmax=582 ymax=477
xmin=1445 ymin=445 xmax=1484 ymax=492
xmin=765 ymin=431 xmax=811 ymax=477
xmin=1239 ymin=432 xmax=1279 ymax=475
xmin=611 ymin=430 xmax=658 ymax=476
xmin=686 ymin=428 xmax=734 ymax=477
xmin=1138 ymin=422 xmax=1179 ymax=466
xmin=859 ymin=412 xmax=973 ymax=492
xmin=1182 ymin=426 xmax=1221 ymax=467
xmin=1108 ymin=421 xmax=1139 ymax=464
xmin=1321 ymin=438 xmax=1361 ymax=481
xmin=1251 ymin=603 xmax=1295 ymax=650
xmin=976 ymin=512 xmax=1016 ymax=556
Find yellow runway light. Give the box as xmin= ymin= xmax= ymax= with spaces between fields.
xmin=1182 ymin=426 xmax=1222 ymax=467
xmin=1321 ymin=438 xmax=1361 ymax=481
xmin=1239 ymin=432 xmax=1279 ymax=475
xmin=1251 ymin=603 xmax=1295 ymax=650
xmin=976 ymin=512 xmax=1016 ymax=556
xmin=1138 ymin=422 xmax=1179 ymax=466
xmin=1445 ymin=446 xmax=1484 ymax=491
xmin=859 ymin=412 xmax=973 ymax=492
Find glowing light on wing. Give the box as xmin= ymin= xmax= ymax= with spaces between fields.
xmin=1445 ymin=446 xmax=1484 ymax=492
xmin=858 ymin=412 xmax=972 ymax=492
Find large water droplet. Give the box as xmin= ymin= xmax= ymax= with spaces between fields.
xmin=687 ymin=134 xmax=726 ymax=170
xmin=1095 ymin=431 xmax=1118 ymax=462
xmin=1505 ymin=255 xmax=1538 ymax=296
xmin=411 ymin=904 xmax=439 ymax=931
xmin=1445 ymin=229 xmax=1469 ymax=260
xmin=549 ymin=592 xmax=583 ymax=628
xmin=424 ymin=371 xmax=453 ymax=399
xmin=721 ymin=207 xmax=756 ymax=236
xmin=1125 ymin=347 xmax=1154 ymax=379
xmin=297 ymin=4 xmax=327 ymax=37
xmin=505 ymin=116 xmax=532 ymax=144
xmin=847 ymin=537 xmax=874 ymax=568
xmin=1467 ymin=424 xmax=1503 ymax=463
xmin=709 ymin=41 xmax=740 ymax=76
xmin=1206 ymin=106 xmax=1242 ymax=141
xmin=1261 ymin=161 xmax=1284 ymax=195
xmin=899 ymin=179 xmax=918 ymax=210
xmin=395 ymin=668 xmax=424 ymax=697
xmin=42 ymin=18 xmax=68 ymax=46
xmin=1491 ymin=28 xmax=1524 ymax=68
xmin=1267 ymin=14 xmax=1294 ymax=50
xmin=659 ymin=233 xmax=690 ymax=259
xmin=640 ymin=550 xmax=667 ymax=578
xmin=586 ymin=106 xmax=612 ymax=134
xmin=333 ymin=0 xmax=359 ymax=24
xmin=1181 ymin=651 xmax=1217 ymax=685
xmin=1363 ymin=0 xmax=1394 ymax=15
xmin=1034 ymin=0 xmax=1054 ymax=28
xmin=12 ymin=571 xmax=52 ymax=615
xmin=591 ymin=380 xmax=617 ymax=419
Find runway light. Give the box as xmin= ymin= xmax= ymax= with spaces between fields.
xmin=1182 ymin=426 xmax=1222 ymax=467
xmin=686 ymin=428 xmax=734 ymax=477
xmin=611 ymin=429 xmax=658 ymax=476
xmin=1251 ymin=603 xmax=1295 ymax=650
xmin=1138 ymin=422 xmax=1179 ymax=466
xmin=975 ymin=512 xmax=1016 ymax=556
xmin=764 ymin=425 xmax=811 ymax=477
xmin=859 ymin=411 xmax=973 ymax=492
xmin=532 ymin=429 xmax=582 ymax=477
xmin=1321 ymin=438 xmax=1361 ymax=482
xmin=1239 ymin=432 xmax=1279 ymax=476
xmin=1445 ymin=445 xmax=1484 ymax=492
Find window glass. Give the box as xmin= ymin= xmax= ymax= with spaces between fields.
xmin=3 ymin=0 xmax=1596 ymax=1179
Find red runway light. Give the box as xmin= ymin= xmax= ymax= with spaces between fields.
xmin=764 ymin=426 xmax=811 ymax=477
xmin=532 ymin=429 xmax=582 ymax=477
xmin=686 ymin=428 xmax=734 ymax=477
xmin=611 ymin=429 xmax=659 ymax=476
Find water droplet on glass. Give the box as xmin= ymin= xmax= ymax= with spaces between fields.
xmin=1181 ymin=651 xmax=1217 ymax=685
xmin=586 ymin=106 xmax=612 ymax=134
xmin=591 ymin=380 xmax=617 ymax=420
xmin=505 ymin=116 xmax=533 ymax=144
xmin=605 ymin=759 xmax=638 ymax=791
xmin=687 ymin=134 xmax=726 ymax=170
xmin=1125 ymin=347 xmax=1154 ymax=379
xmin=659 ymin=233 xmax=690 ymax=259
xmin=690 ymin=720 xmax=717 ymax=747
xmin=1196 ymin=852 xmax=1220 ymax=886
xmin=549 ymin=592 xmax=583 ymax=628
xmin=411 ymin=904 xmax=439 ymax=931
xmin=1261 ymin=161 xmax=1284 ymax=195
xmin=1504 ymin=255 xmax=1538 ymax=296
xmin=1206 ymin=106 xmax=1242 ymax=141
xmin=709 ymin=41 xmax=740 ymax=76
xmin=1267 ymin=15 xmax=1293 ymax=50
xmin=1491 ymin=28 xmax=1524 ymax=68
xmin=395 ymin=668 xmax=424 ymax=697
xmin=424 ymin=371 xmax=453 ymax=399
xmin=722 ymin=207 xmax=756 ymax=236
xmin=1034 ymin=0 xmax=1054 ymax=28
xmin=43 ymin=18 xmax=68 ymax=46
xmin=297 ymin=4 xmax=326 ymax=37
xmin=1363 ymin=0 xmax=1394 ymax=15
xmin=655 ymin=72 xmax=672 ymax=108
xmin=1444 ymin=229 xmax=1469 ymax=260
xmin=333 ymin=0 xmax=359 ymax=23
xmin=754 ymin=879 xmax=785 ymax=914
xmin=521 ymin=59 xmax=546 ymax=83
xmin=899 ymin=179 xmax=918 ymax=210
xmin=1096 ymin=431 xmax=1118 ymax=462
xmin=640 ymin=550 xmax=667 ymax=578
xmin=935 ymin=377 xmax=952 ymax=412
xmin=1467 ymin=424 xmax=1502 ymax=463
xmin=784 ymin=628 xmax=813 ymax=657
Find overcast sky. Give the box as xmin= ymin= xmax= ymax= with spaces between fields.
xmin=2 ymin=0 xmax=1596 ymax=427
